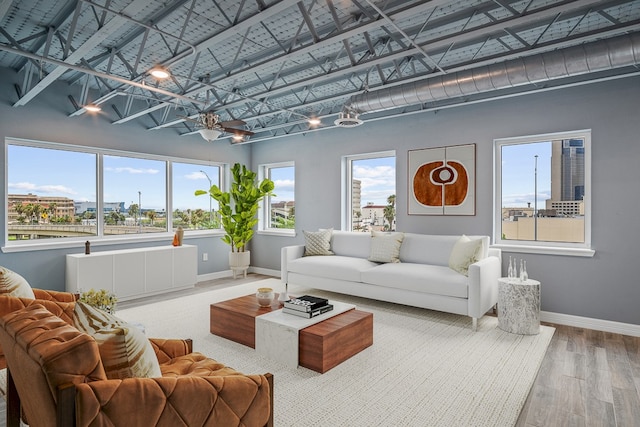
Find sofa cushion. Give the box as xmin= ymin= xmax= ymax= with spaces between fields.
xmin=360 ymin=263 xmax=469 ymax=298
xmin=399 ymin=234 xmax=489 ymax=266
xmin=368 ymin=231 xmax=404 ymax=263
xmin=303 ymin=229 xmax=334 ymax=256
xmin=73 ymin=302 xmax=162 ymax=379
xmin=330 ymin=231 xmax=372 ymax=258
xmin=0 ymin=266 xmax=35 ymax=299
xmin=288 ymin=255 xmax=378 ymax=282
xmin=448 ymin=235 xmax=484 ymax=276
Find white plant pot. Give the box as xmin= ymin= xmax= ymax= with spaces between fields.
xmin=229 ymin=251 xmax=250 ymax=279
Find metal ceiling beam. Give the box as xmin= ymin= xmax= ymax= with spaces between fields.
xmin=215 ymin=0 xmax=621 ymax=111
xmin=118 ymin=0 xmax=445 ymax=124
xmin=13 ymin=0 xmax=151 ymax=106
xmin=0 ymin=43 xmax=207 ymax=106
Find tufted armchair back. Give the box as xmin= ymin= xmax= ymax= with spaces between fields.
xmin=0 ymin=304 xmax=274 ymax=427
xmin=0 ymin=289 xmax=78 ymax=370
xmin=0 ymin=304 xmax=106 ymax=426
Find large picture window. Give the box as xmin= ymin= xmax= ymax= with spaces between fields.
xmin=5 ymin=138 xmax=223 ymax=249
xmin=172 ymin=163 xmax=221 ymax=230
xmin=342 ymin=151 xmax=396 ymax=232
xmin=494 ymin=130 xmax=593 ymax=256
xmin=103 ymin=155 xmax=166 ymax=234
xmin=7 ymin=143 xmax=97 ymax=239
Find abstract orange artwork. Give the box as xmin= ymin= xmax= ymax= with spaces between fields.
xmin=408 ymin=144 xmax=475 ymax=215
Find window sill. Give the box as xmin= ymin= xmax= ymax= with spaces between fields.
xmin=492 ymin=244 xmax=595 ymax=257
xmin=257 ymin=229 xmax=296 ymax=237
xmin=2 ymin=230 xmax=224 ymax=253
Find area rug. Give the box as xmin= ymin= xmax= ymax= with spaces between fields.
xmin=117 ymin=278 xmax=555 ymax=427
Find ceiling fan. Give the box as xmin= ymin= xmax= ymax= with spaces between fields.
xmin=181 ymin=111 xmax=255 ymax=142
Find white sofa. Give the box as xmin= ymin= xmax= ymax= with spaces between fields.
xmin=281 ymin=231 xmax=502 ymax=330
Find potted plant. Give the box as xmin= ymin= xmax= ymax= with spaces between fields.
xmin=196 ymin=163 xmax=275 ymax=277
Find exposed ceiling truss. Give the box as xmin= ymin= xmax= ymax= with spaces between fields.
xmin=0 ymin=0 xmax=639 ymax=145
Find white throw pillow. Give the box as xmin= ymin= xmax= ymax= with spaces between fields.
xmin=303 ymin=228 xmax=334 ymax=256
xmin=73 ymin=301 xmax=161 ymax=379
xmin=368 ymin=230 xmax=404 ymax=263
xmin=448 ymin=235 xmax=484 ymax=276
xmin=0 ymin=266 xmax=35 ymax=299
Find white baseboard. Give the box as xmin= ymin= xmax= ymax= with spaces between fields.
xmin=541 ymin=311 xmax=640 ymax=337
xmin=249 ymin=266 xmax=281 ymax=277
xmin=197 ymin=267 xmax=280 ymax=283
xmin=197 ymin=270 xmax=233 ymax=282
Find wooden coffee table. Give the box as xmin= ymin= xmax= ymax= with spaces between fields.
xmin=210 ymin=294 xmax=373 ymax=373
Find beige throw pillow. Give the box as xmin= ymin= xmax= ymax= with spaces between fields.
xmin=0 ymin=266 xmax=35 ymax=299
xmin=303 ymin=228 xmax=334 ymax=256
xmin=73 ymin=301 xmax=161 ymax=379
xmin=448 ymin=235 xmax=484 ymax=276
xmin=368 ymin=230 xmax=404 ymax=263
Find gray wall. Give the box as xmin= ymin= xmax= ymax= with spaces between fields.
xmin=1 ymin=63 xmax=639 ymax=326
xmin=0 ymin=68 xmax=249 ymax=287
xmin=251 ymin=76 xmax=640 ymax=326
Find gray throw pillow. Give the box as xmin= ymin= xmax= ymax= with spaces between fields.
xmin=303 ymin=229 xmax=334 ymax=256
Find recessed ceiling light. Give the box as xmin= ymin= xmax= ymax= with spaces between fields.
xmin=85 ymin=104 xmax=101 ymax=112
xmin=150 ymin=67 xmax=170 ymax=79
xmin=308 ymin=117 xmax=321 ymax=126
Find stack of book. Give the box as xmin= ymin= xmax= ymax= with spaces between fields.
xmin=283 ymin=295 xmax=333 ymax=318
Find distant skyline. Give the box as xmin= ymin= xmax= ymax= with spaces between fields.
xmin=9 ymin=143 xmax=543 ymax=213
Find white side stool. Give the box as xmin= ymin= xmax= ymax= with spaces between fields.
xmin=497 ymin=278 xmax=541 ymax=335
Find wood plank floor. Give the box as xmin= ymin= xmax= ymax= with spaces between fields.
xmin=1 ymin=274 xmax=638 ymax=426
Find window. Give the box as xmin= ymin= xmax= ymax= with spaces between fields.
xmin=103 ymin=155 xmax=166 ymax=235
xmin=172 ymin=163 xmax=221 ymax=230
xmin=4 ymin=138 xmax=224 ymax=250
xmin=342 ymin=151 xmax=396 ymax=232
xmin=7 ymin=143 xmax=97 ymax=239
xmin=494 ymin=130 xmax=593 ymax=256
xmin=259 ymin=162 xmax=295 ymax=233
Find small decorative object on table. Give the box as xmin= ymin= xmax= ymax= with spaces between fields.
xmin=256 ymin=287 xmax=275 ymax=307
xmin=79 ymin=288 xmax=118 ymax=314
xmin=172 ymin=226 xmax=184 ymax=246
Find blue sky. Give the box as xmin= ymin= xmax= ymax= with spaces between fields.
xmin=501 ymin=141 xmax=552 ymax=207
xmin=352 ymin=156 xmax=396 ymax=206
xmin=10 ymin=143 xmax=540 ymax=212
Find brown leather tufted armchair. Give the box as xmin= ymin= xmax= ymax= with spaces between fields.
xmin=0 ymin=304 xmax=274 ymax=427
xmin=0 ymin=289 xmax=78 ymax=370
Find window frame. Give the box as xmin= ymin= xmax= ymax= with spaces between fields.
xmin=3 ymin=137 xmax=226 ymax=252
xmin=258 ymin=161 xmax=295 ymax=236
xmin=493 ymin=129 xmax=594 ymax=257
xmin=341 ymin=150 xmax=396 ymax=232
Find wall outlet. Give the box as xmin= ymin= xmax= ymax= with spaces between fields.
xmin=202 ymin=253 xmax=208 ymax=261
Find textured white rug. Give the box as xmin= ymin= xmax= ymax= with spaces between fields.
xmin=117 ymin=278 xmax=554 ymax=427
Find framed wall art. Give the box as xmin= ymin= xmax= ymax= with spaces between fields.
xmin=408 ymin=143 xmax=476 ymax=215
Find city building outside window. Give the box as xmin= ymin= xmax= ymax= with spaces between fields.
xmin=342 ymin=151 xmax=396 ymax=232
xmin=494 ymin=130 xmax=593 ymax=256
xmin=4 ymin=138 xmax=223 ymax=249
xmin=259 ymin=162 xmax=295 ymax=234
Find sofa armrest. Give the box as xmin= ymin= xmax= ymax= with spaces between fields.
xmin=74 ymin=374 xmax=273 ymax=427
xmin=149 ymin=338 xmax=193 ymax=363
xmin=467 ymin=256 xmax=501 ymax=319
xmin=281 ymin=245 xmax=305 ymax=284
xmin=32 ymin=289 xmax=78 ymax=302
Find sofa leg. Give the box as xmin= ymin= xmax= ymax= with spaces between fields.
xmin=472 ymin=317 xmax=478 ymax=331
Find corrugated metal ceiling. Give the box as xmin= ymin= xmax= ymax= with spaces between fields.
xmin=0 ymin=0 xmax=639 ymax=144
